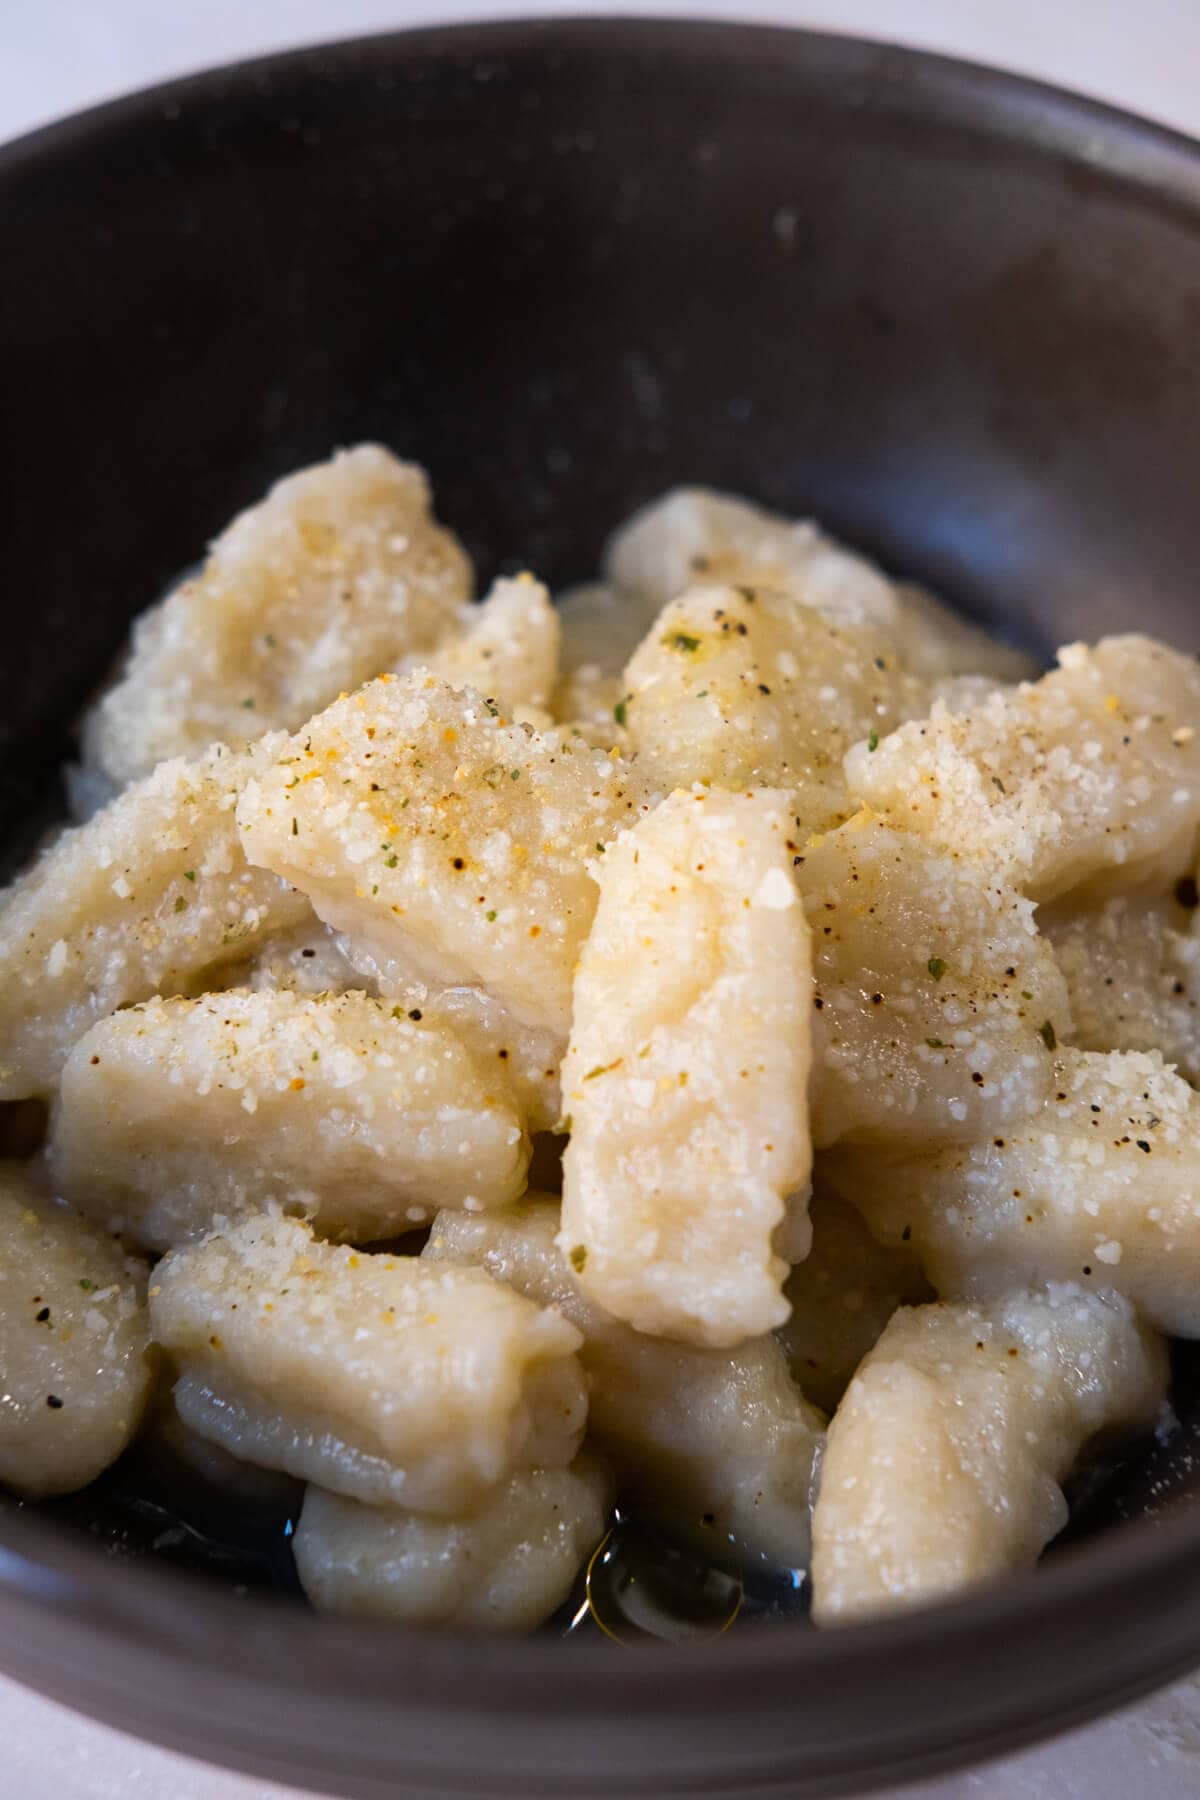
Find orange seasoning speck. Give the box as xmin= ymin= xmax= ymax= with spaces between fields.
xmin=290 ymin=1077 xmax=306 ymax=1091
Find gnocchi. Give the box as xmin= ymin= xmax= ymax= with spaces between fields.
xmin=560 ymin=788 xmax=813 ymax=1347
xmin=83 ymin=446 xmax=471 ymax=787
xmin=236 ymin=672 xmax=655 ymax=1039
xmin=620 ymin=581 xmax=927 ymax=831
xmin=294 ymin=1454 xmax=612 ymax=1629
xmin=846 ymin=637 xmax=1200 ymax=902
xmin=825 ymin=1048 xmax=1200 ymax=1336
xmin=811 ymin=1287 xmax=1166 ymax=1622
xmin=49 ymin=989 xmax=529 ymax=1250
xmin=0 ymin=735 xmax=310 ymax=1099
xmin=150 ymin=1213 xmax=587 ymax=1513
xmin=2 ymin=453 xmax=1195 ymax=1635
xmin=424 ymin=1198 xmax=824 ymax=1568
xmin=0 ymin=1163 xmax=153 ymax=1497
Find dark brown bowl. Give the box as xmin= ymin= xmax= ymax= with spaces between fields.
xmin=3 ymin=18 xmax=1200 ymax=1797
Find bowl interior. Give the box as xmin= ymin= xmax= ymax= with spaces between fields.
xmin=3 ymin=17 xmax=1200 ymax=1798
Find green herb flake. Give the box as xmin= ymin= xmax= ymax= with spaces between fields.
xmin=484 ymin=700 xmax=499 ymax=717
xmin=79 ymin=1278 xmax=97 ymax=1293
xmin=384 ymin=853 xmax=398 ymax=868
xmin=240 ymin=697 xmax=256 ymax=710
xmin=867 ymin=729 xmax=879 ymax=753
xmin=292 ymin=817 xmax=299 ymax=837
xmin=1039 ymin=1020 xmax=1058 ymax=1051
xmin=568 ymin=1245 xmax=588 ymax=1273
xmin=183 ymin=869 xmax=196 ymax=882
xmin=594 ymin=842 xmax=605 ymax=855
xmin=391 ymin=1006 xmax=404 ymax=1020
xmin=991 ymin=776 xmax=1006 ymax=794
xmin=312 ymin=1051 xmax=319 ymax=1062
xmin=173 ymin=895 xmax=187 ymax=914
xmin=264 ymin=633 xmax=276 ymax=649
xmin=664 ymin=631 xmax=702 ymax=654
xmin=927 ymin=956 xmax=946 ymax=981
xmin=486 ymin=909 xmax=497 ymax=922
xmin=925 ymin=1037 xmax=946 ymax=1049
xmin=614 ymin=700 xmax=628 ymax=728
xmin=510 ymin=769 xmax=520 ymax=781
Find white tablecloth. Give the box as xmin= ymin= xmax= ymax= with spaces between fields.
xmin=3 ymin=3 xmax=1199 ymax=1795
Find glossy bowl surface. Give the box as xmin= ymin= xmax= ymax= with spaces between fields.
xmin=2 ymin=17 xmax=1200 ymax=1797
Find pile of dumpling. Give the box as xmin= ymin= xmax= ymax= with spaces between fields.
xmin=2 ymin=443 xmax=1197 ymax=1630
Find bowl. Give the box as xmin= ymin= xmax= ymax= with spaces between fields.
xmin=2 ymin=18 xmax=1200 ymax=1798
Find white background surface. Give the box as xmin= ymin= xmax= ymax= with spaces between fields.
xmin=4 ymin=2 xmax=1200 ymax=1796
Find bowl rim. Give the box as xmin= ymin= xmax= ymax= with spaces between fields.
xmin=3 ymin=13 xmax=1200 ymax=1793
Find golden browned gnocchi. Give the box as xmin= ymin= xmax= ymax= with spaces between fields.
xmin=49 ymin=990 xmax=529 ymax=1249
xmin=4 ymin=456 xmax=1196 ymax=1635
xmin=0 ymin=1163 xmax=153 ymax=1497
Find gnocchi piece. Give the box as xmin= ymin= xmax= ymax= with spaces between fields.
xmin=0 ymin=1164 xmax=153 ymax=1497
xmin=218 ymin=919 xmax=366 ymax=997
xmin=335 ymin=936 xmax=564 ymax=1134
xmin=606 ymin=487 xmax=904 ymax=635
xmin=556 ymin=580 xmax=664 ymax=678
xmin=560 ymin=788 xmax=813 ymax=1347
xmin=824 ymin=1048 xmax=1200 ymax=1336
xmin=811 ymin=1287 xmax=1166 ymax=1623
xmin=620 ymin=583 xmax=927 ymax=830
xmin=294 ymin=1454 xmax=612 ymax=1629
xmin=0 ymin=737 xmax=310 ymax=1099
xmin=846 ymin=637 xmax=1200 ymax=902
xmin=1041 ymin=890 xmax=1200 ymax=1080
xmin=82 ymin=447 xmax=471 ymax=787
xmin=776 ymin=1190 xmax=932 ymax=1415
xmin=550 ymin=581 xmax=660 ymax=744
xmin=889 ymin=583 xmax=1036 ymax=683
xmin=424 ymin=1199 xmax=825 ymax=1568
xmin=798 ymin=814 xmax=1071 ymax=1148
xmin=50 ymin=990 xmax=529 ymax=1250
xmin=150 ymin=1214 xmax=587 ymax=1513
xmin=237 ymin=672 xmax=655 ymax=1038
xmin=405 ymin=574 xmax=560 ymax=713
